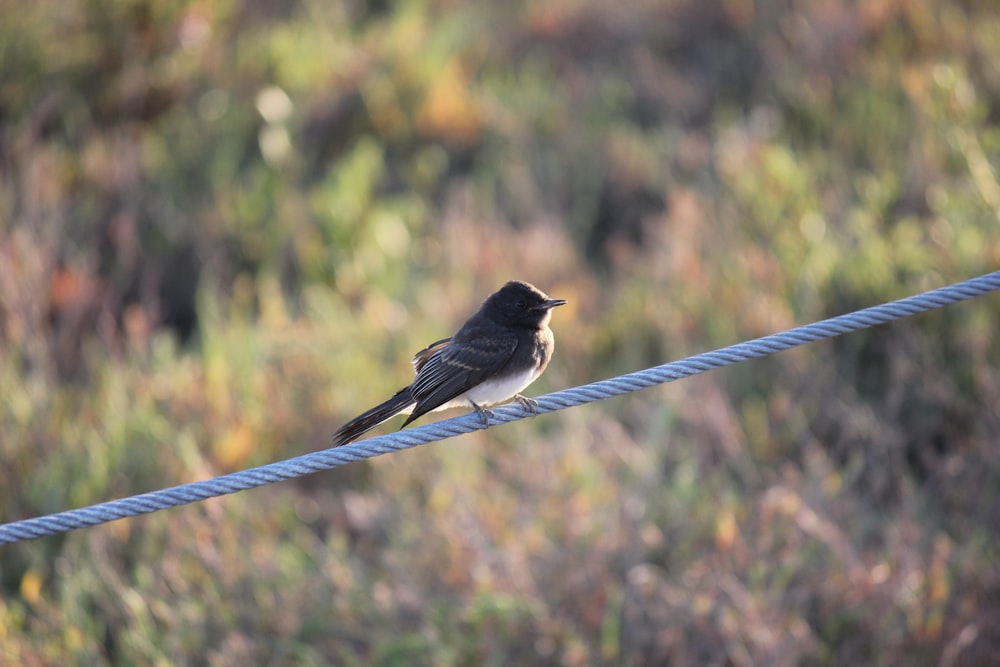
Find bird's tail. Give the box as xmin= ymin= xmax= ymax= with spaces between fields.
xmin=332 ymin=387 xmax=415 ymax=446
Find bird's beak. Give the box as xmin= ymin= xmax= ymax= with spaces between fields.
xmin=538 ymin=298 xmax=567 ymax=310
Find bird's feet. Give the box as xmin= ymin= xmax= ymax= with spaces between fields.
xmin=513 ymin=394 xmax=539 ymax=413
xmin=470 ymin=396 xmax=538 ymax=427
xmin=470 ymin=401 xmax=495 ymax=427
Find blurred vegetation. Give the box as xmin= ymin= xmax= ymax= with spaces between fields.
xmin=2 ymin=0 xmax=1000 ymax=664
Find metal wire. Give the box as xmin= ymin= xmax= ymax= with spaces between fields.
xmin=2 ymin=270 xmax=998 ymax=545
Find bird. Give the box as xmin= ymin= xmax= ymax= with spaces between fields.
xmin=332 ymin=280 xmax=566 ymax=446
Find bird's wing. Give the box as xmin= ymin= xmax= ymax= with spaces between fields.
xmin=411 ymin=337 xmax=451 ymax=373
xmin=405 ymin=333 xmax=518 ymax=424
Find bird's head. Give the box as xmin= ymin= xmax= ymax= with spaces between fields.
xmin=483 ymin=280 xmax=566 ymax=327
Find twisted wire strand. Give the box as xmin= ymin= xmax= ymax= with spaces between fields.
xmin=2 ymin=270 xmax=998 ymax=545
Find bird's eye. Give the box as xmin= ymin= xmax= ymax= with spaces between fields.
xmin=515 ymin=298 xmax=527 ymax=310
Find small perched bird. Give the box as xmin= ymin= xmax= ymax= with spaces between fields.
xmin=332 ymin=280 xmax=566 ymax=446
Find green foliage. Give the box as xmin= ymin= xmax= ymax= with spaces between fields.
xmin=2 ymin=0 xmax=1000 ymax=665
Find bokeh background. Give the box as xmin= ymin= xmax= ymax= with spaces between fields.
xmin=3 ymin=0 xmax=1000 ymax=664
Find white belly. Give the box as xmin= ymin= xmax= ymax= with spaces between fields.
xmin=433 ymin=367 xmax=540 ymax=412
